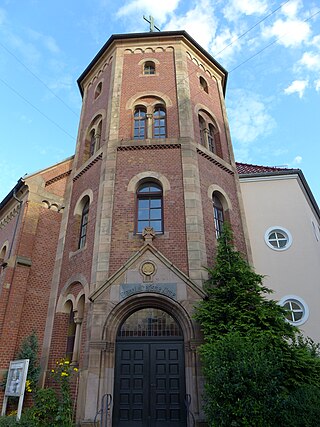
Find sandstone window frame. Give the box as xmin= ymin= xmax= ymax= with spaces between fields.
xmin=94 ymin=81 xmax=103 ymax=99
xmin=72 ymin=191 xmax=93 ymax=253
xmin=0 ymin=241 xmax=8 ymax=265
xmin=198 ymin=111 xmax=221 ymax=156
xmin=199 ymin=76 xmax=209 ymax=93
xmin=84 ymin=114 xmax=103 ymax=161
xmin=208 ymin=186 xmax=232 ymax=240
xmin=136 ymin=180 xmax=163 ymax=234
xmin=61 ymin=290 xmax=86 ymax=365
xmin=132 ymin=100 xmax=167 ymax=140
xmin=144 ymin=61 xmax=156 ymax=75
xmin=212 ymin=193 xmax=224 ymax=238
xmin=138 ymin=58 xmax=160 ymax=77
xmin=79 ymin=198 xmax=89 ymax=250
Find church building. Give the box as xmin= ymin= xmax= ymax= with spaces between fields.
xmin=0 ymin=29 xmax=292 ymax=426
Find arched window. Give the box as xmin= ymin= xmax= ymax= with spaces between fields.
xmin=94 ymin=81 xmax=102 ymax=99
xmin=118 ymin=308 xmax=182 ymax=338
xmin=66 ymin=304 xmax=76 ymax=362
xmin=144 ymin=61 xmax=155 ymax=75
xmin=197 ymin=110 xmax=221 ymax=157
xmin=79 ymin=199 xmax=89 ymax=249
xmin=0 ymin=245 xmax=7 ymax=264
xmin=134 ymin=106 xmax=147 ymax=139
xmin=199 ymin=76 xmax=208 ymax=93
xmin=208 ymin=124 xmax=216 ymax=153
xmin=137 ymin=182 xmax=163 ymax=233
xmin=199 ymin=115 xmax=206 ymax=146
xmin=84 ymin=116 xmax=102 ymax=161
xmin=213 ymin=193 xmax=224 ymax=238
xmin=153 ymin=106 xmax=166 ymax=138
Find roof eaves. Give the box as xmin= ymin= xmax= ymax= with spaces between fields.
xmin=77 ymin=31 xmax=228 ymax=96
xmin=0 ymin=178 xmax=25 ymax=211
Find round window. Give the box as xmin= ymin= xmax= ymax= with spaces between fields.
xmin=279 ymin=295 xmax=309 ymax=326
xmin=265 ymin=227 xmax=292 ymax=251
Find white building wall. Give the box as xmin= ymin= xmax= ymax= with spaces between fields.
xmin=240 ymin=174 xmax=320 ymax=342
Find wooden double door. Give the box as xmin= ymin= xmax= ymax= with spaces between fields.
xmin=113 ymin=339 xmax=187 ymax=427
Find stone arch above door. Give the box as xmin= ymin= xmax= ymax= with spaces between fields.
xmin=102 ymin=293 xmax=196 ymax=345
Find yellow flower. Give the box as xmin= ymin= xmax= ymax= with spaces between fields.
xmin=51 ymin=369 xmax=55 ymax=373
xmin=61 ymin=372 xmax=69 ymax=377
xmin=73 ymin=367 xmax=78 ymax=372
xmin=64 ymin=360 xmax=70 ymax=365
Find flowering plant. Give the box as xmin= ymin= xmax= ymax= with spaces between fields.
xmin=50 ymin=359 xmax=78 ymax=426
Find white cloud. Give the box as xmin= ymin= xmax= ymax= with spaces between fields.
xmin=210 ymin=27 xmax=242 ymax=64
xmin=299 ymin=52 xmax=320 ymax=71
xmin=310 ymin=34 xmax=320 ymax=49
xmin=315 ymin=79 xmax=320 ymax=91
xmin=293 ymin=155 xmax=302 ymax=164
xmin=228 ymin=89 xmax=276 ymax=149
xmin=281 ymin=0 xmax=302 ymax=19
xmin=164 ymin=0 xmax=216 ymax=50
xmin=262 ymin=18 xmax=311 ymax=47
xmin=223 ymin=0 xmax=268 ymax=22
xmin=284 ymin=80 xmax=308 ymax=98
xmin=26 ymin=29 xmax=60 ymax=54
xmin=117 ymin=0 xmax=180 ymax=25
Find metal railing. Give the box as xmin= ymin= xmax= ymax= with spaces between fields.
xmin=94 ymin=393 xmax=112 ymax=427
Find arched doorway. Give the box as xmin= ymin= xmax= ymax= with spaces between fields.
xmin=113 ymin=307 xmax=187 ymax=427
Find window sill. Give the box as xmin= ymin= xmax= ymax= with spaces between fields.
xmin=69 ymin=245 xmax=87 ymax=259
xmin=128 ymin=231 xmax=169 ymax=240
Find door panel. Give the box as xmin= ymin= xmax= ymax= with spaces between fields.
xmin=113 ymin=341 xmax=186 ymax=427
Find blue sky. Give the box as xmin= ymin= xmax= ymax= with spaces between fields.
xmin=0 ymin=0 xmax=319 ymax=204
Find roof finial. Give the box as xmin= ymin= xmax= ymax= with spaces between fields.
xmin=143 ymin=15 xmax=161 ymax=32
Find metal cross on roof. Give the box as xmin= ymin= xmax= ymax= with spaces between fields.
xmin=143 ymin=15 xmax=161 ymax=32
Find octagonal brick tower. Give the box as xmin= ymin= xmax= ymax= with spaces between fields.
xmin=44 ymin=31 xmax=250 ymax=427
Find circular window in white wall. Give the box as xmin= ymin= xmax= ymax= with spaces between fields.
xmin=265 ymin=227 xmax=292 ymax=251
xmin=279 ymin=295 xmax=309 ymax=326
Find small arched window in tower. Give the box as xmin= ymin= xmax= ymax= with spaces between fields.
xmin=153 ymin=105 xmax=166 ymax=138
xmin=144 ymin=61 xmax=155 ymax=75
xmin=0 ymin=245 xmax=7 ymax=265
xmin=134 ymin=106 xmax=147 ymax=139
xmin=199 ymin=76 xmax=208 ymax=93
xmin=137 ymin=182 xmax=163 ymax=233
xmin=213 ymin=193 xmax=224 ymax=238
xmin=94 ymin=81 xmax=102 ymax=99
xmin=89 ymin=129 xmax=96 ymax=157
xmin=79 ymin=199 xmax=89 ymax=249
xmin=199 ymin=115 xmax=206 ymax=146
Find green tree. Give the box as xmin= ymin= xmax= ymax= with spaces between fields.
xmin=194 ymin=224 xmax=320 ymax=426
xmin=16 ymin=331 xmax=40 ymax=392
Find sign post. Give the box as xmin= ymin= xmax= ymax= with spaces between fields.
xmin=1 ymin=359 xmax=29 ymax=421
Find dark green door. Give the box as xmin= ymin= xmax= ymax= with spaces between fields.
xmin=113 ymin=308 xmax=186 ymax=427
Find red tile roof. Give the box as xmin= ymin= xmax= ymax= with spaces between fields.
xmin=236 ymin=162 xmax=291 ymax=175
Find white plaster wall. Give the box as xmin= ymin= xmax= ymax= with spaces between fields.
xmin=240 ymin=175 xmax=320 ymax=342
